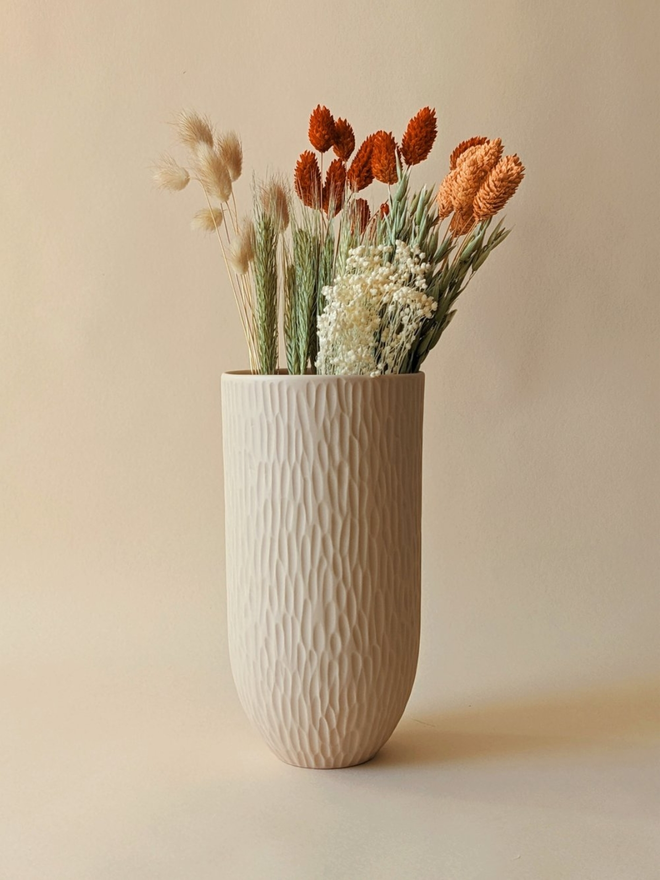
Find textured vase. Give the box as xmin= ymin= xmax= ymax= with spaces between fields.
xmin=221 ymin=371 xmax=424 ymax=768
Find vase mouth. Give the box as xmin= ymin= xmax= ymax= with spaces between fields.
xmin=222 ymin=370 xmax=425 ymax=381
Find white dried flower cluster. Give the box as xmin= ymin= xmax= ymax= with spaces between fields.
xmin=316 ymin=241 xmax=437 ymax=376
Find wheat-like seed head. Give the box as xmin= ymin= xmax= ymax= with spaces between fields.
xmin=260 ymin=176 xmax=290 ymax=233
xmin=153 ymin=155 xmax=190 ymax=191
xmin=191 ymin=207 xmax=224 ymax=233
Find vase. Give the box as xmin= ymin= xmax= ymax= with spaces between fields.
xmin=221 ymin=371 xmax=424 ymax=768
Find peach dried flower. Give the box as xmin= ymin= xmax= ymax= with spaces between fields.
xmin=449 ymin=136 xmax=488 ymax=170
xmin=436 ymin=169 xmax=457 ymax=218
xmin=451 ymin=139 xmax=503 ymax=210
xmin=473 ymin=154 xmax=525 ymax=220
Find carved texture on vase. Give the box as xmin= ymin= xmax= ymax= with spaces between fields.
xmin=222 ymin=373 xmax=424 ymax=768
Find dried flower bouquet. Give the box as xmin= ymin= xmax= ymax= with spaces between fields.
xmin=154 ymin=106 xmax=524 ymax=375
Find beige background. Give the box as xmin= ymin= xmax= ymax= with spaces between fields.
xmin=2 ymin=0 xmax=659 ymax=877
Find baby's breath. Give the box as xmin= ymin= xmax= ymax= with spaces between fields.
xmin=316 ymin=241 xmax=437 ymax=376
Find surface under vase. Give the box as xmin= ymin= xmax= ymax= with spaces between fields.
xmin=221 ymin=371 xmax=425 ymax=768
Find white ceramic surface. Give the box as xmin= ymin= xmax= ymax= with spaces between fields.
xmin=221 ymin=372 xmax=425 ymax=768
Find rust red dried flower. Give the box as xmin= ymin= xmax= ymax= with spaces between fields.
xmin=322 ymin=159 xmax=347 ymax=214
xmin=294 ymin=150 xmax=322 ymax=207
xmin=349 ymin=197 xmax=371 ymax=233
xmin=308 ymin=105 xmax=336 ymax=153
xmin=401 ymin=107 xmax=437 ymax=166
xmin=346 ymin=134 xmax=375 ymax=191
xmin=371 ymin=130 xmax=399 ymax=185
xmin=379 ymin=202 xmax=390 ymax=218
xmin=332 ymin=118 xmax=356 ymax=162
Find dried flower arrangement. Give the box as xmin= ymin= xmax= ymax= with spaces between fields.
xmin=154 ymin=106 xmax=524 ymax=375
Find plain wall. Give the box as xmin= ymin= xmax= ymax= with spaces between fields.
xmin=2 ymin=0 xmax=658 ymax=718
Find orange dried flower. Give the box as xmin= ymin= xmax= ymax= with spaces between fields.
xmin=322 ymin=159 xmax=347 ymax=214
xmin=473 ymin=154 xmax=525 ymax=220
xmin=449 ymin=136 xmax=489 ymax=170
xmin=379 ymin=202 xmax=390 ymax=218
xmin=346 ymin=134 xmax=375 ymax=191
xmin=333 ymin=118 xmax=355 ymax=162
xmin=308 ymin=105 xmax=336 ymax=153
xmin=401 ymin=107 xmax=437 ymax=166
xmin=451 ymin=139 xmax=503 ymax=210
xmin=294 ymin=150 xmax=322 ymax=207
xmin=371 ymin=130 xmax=399 ymax=185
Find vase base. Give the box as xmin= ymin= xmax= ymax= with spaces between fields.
xmin=276 ymin=750 xmax=380 ymax=770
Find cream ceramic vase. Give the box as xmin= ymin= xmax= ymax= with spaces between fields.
xmin=221 ymin=371 xmax=424 ymax=769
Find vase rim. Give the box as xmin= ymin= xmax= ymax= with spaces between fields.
xmin=222 ymin=370 xmax=425 ymax=381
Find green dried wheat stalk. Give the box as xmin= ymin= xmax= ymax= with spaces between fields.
xmin=252 ymin=201 xmax=279 ymax=374
xmin=284 ymin=226 xmax=318 ymax=374
xmin=283 ymin=207 xmax=336 ymax=374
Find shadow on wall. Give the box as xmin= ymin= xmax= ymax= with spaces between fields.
xmin=375 ymin=678 xmax=660 ymax=767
